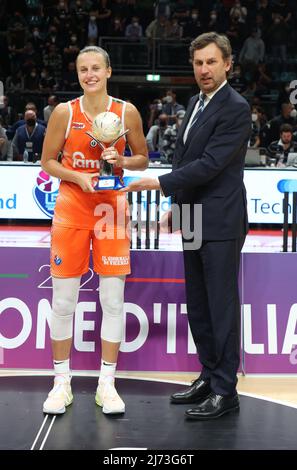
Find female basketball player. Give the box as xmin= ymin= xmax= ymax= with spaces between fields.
xmin=41 ymin=46 xmax=148 ymax=415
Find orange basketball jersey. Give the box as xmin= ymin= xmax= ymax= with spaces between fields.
xmin=53 ymin=96 xmax=128 ymax=229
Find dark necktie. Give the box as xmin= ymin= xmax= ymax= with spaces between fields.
xmin=189 ymin=93 xmax=206 ymax=130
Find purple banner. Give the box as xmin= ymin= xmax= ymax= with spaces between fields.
xmin=242 ymin=253 xmax=297 ymax=373
xmin=0 ymin=248 xmax=199 ymax=371
xmin=1 ymin=248 xmax=297 ymax=373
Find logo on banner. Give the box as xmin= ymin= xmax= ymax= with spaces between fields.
xmin=32 ymin=170 xmax=59 ymax=218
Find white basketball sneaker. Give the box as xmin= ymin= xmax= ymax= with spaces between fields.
xmin=43 ymin=376 xmax=73 ymax=414
xmin=95 ymin=379 xmax=125 ymax=414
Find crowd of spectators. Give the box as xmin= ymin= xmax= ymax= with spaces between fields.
xmin=0 ymin=0 xmax=297 ymax=164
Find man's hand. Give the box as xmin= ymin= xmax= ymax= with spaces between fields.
xmin=121 ymin=177 xmax=161 ymax=192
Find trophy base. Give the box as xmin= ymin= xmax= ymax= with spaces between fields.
xmin=94 ymin=176 xmax=125 ymax=191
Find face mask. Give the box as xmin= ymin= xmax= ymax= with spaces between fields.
xmin=133 ymin=21 xmax=139 ymax=26
xmin=211 ymin=15 xmax=217 ymax=20
xmin=90 ymin=16 xmax=96 ymax=21
xmin=166 ymin=96 xmax=173 ymax=103
xmin=41 ymin=72 xmax=46 ymax=78
xmin=33 ymin=31 xmax=39 ymax=37
xmin=71 ymin=37 xmax=77 ymax=42
xmin=192 ymin=14 xmax=198 ymax=20
xmin=290 ymin=109 xmax=297 ymax=118
xmin=26 ymin=119 xmax=36 ymax=126
xmin=251 ymin=113 xmax=258 ymax=122
xmin=31 ymin=72 xmax=36 ymax=78
xmin=157 ymin=103 xmax=162 ymax=111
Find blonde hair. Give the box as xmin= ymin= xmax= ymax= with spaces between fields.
xmin=76 ymin=46 xmax=111 ymax=68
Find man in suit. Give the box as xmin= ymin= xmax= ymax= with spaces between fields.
xmin=123 ymin=32 xmax=251 ymax=420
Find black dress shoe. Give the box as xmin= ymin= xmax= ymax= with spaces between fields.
xmin=185 ymin=392 xmax=240 ymax=420
xmin=170 ymin=377 xmax=211 ymax=404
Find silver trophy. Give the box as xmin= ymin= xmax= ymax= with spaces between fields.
xmin=86 ymin=111 xmax=129 ymax=190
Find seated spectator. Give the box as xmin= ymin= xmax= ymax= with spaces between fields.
xmin=230 ymin=0 xmax=247 ymax=24
xmin=163 ymin=109 xmax=186 ymax=163
xmin=63 ymin=34 xmax=80 ymax=64
xmin=0 ymin=123 xmax=9 ymax=160
xmin=229 ymin=64 xmax=247 ymax=94
xmin=147 ymin=98 xmax=163 ymax=130
xmin=43 ymin=95 xmax=59 ymax=123
xmin=85 ymin=10 xmax=99 ymax=44
xmin=39 ymin=67 xmax=58 ymax=93
xmin=30 ymin=26 xmax=44 ymax=52
xmin=108 ymin=16 xmax=125 ymax=37
xmin=162 ymin=90 xmax=185 ymax=125
xmin=262 ymin=102 xmax=297 ymax=148
xmin=167 ymin=17 xmax=183 ymax=39
xmin=125 ymin=16 xmax=143 ymax=40
xmin=6 ymin=102 xmax=47 ymax=141
xmin=268 ymin=124 xmax=297 ymax=167
xmin=43 ymin=44 xmax=63 ymax=82
xmin=10 ymin=110 xmax=46 ymax=161
xmin=146 ymin=113 xmax=170 ymax=155
xmin=146 ymin=15 xmax=171 ymax=40
xmin=0 ymin=96 xmax=17 ymax=128
xmin=24 ymin=67 xmax=40 ymax=92
xmin=5 ymin=70 xmax=24 ymax=93
xmin=249 ymin=105 xmax=266 ymax=148
xmin=206 ymin=10 xmax=223 ymax=33
xmin=61 ymin=61 xmax=80 ymax=91
xmin=183 ymin=8 xmax=203 ymax=39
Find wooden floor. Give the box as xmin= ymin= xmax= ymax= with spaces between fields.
xmin=1 ymin=369 xmax=297 ymax=407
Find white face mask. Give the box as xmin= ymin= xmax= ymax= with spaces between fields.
xmin=166 ymin=96 xmax=173 ymax=103
xmin=251 ymin=113 xmax=258 ymax=122
xmin=192 ymin=14 xmax=198 ymax=20
xmin=90 ymin=16 xmax=96 ymax=21
xmin=157 ymin=103 xmax=162 ymax=111
xmin=290 ymin=109 xmax=297 ymax=118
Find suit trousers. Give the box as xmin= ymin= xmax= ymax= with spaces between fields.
xmin=182 ymin=236 xmax=245 ymax=396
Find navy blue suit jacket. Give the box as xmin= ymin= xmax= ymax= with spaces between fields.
xmin=159 ymin=83 xmax=251 ymax=240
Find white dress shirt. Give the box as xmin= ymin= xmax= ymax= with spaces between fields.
xmin=183 ymin=80 xmax=227 ymax=143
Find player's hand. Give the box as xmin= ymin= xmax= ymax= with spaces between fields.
xmin=75 ymin=172 xmax=99 ymax=192
xmin=101 ymin=146 xmax=124 ymax=167
xmin=120 ymin=177 xmax=161 ymax=192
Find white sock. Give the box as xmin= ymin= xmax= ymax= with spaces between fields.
xmin=53 ymin=359 xmax=70 ymax=382
xmin=99 ymin=359 xmax=116 ymax=385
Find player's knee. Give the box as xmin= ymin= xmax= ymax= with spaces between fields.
xmin=50 ymin=295 xmax=76 ymax=341
xmin=100 ymin=291 xmax=123 ymax=318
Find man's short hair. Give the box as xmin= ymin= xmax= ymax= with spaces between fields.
xmin=189 ymin=32 xmax=232 ymax=62
xmin=280 ymin=124 xmax=293 ymax=134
